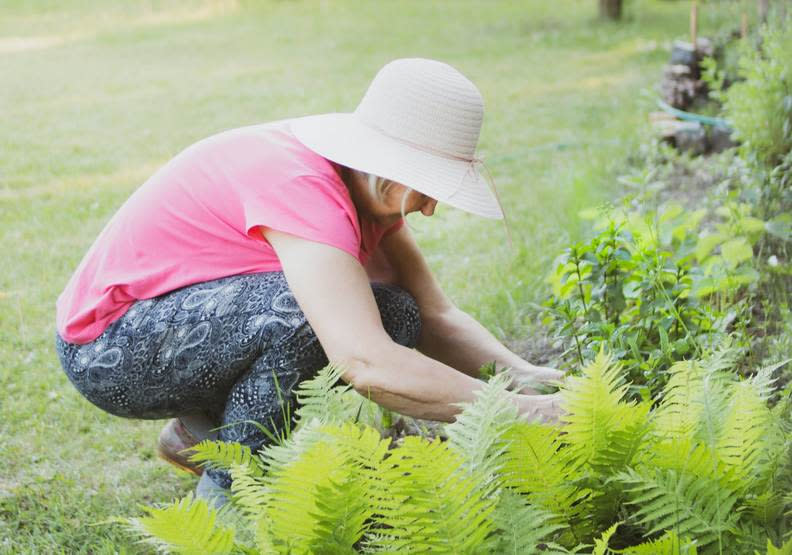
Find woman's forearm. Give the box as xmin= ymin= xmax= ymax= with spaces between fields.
xmin=342 ymin=342 xmax=485 ymax=421
xmin=417 ymin=307 xmax=531 ymax=378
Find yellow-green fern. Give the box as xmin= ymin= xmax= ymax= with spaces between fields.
xmin=127 ymin=494 xmax=237 ymax=555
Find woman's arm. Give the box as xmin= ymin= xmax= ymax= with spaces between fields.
xmin=262 ymin=228 xmax=561 ymax=422
xmin=378 ymin=226 xmax=563 ymax=392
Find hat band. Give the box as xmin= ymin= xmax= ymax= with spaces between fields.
xmin=355 ymin=114 xmax=476 ymax=163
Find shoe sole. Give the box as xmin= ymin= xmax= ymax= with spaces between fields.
xmin=156 ymin=445 xmax=204 ymax=476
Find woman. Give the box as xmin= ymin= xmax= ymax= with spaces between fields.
xmin=55 ymin=58 xmax=563 ymax=502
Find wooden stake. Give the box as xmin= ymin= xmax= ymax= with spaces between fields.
xmin=741 ymin=12 xmax=749 ymax=38
xmin=690 ymin=1 xmax=698 ymax=48
xmin=758 ymin=0 xmax=770 ymax=24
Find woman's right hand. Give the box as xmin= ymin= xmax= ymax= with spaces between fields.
xmin=515 ymin=392 xmax=565 ymax=425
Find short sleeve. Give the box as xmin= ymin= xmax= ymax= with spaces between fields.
xmin=239 ymin=174 xmax=362 ymax=259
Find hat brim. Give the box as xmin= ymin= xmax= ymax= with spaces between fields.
xmin=290 ymin=114 xmax=504 ymax=220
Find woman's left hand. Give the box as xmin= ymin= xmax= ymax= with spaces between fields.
xmin=505 ymin=364 xmax=565 ymax=394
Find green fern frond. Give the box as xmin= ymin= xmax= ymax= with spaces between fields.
xmin=618 ymin=467 xmax=740 ymax=551
xmin=259 ymin=418 xmax=324 ymax=475
xmin=188 ymin=439 xmax=263 ymax=477
xmin=751 ymin=359 xmax=790 ymax=401
xmin=561 ymin=350 xmax=646 ymax=470
xmin=762 ymin=536 xmax=792 ymax=554
xmin=128 ymin=494 xmax=236 ymax=555
xmin=500 ymin=422 xmax=587 ymax=520
xmin=717 ymin=380 xmax=774 ymax=487
xmin=654 ymin=360 xmax=707 ymax=441
xmin=369 ymin=435 xmax=496 ymax=554
xmin=308 ymin=477 xmax=370 ymax=554
xmin=294 ymin=364 xmax=350 ymax=424
xmin=592 ymin=521 xmax=620 ymax=555
xmin=445 ymin=372 xmax=519 ymax=481
xmin=592 ymin=401 xmax=652 ymax=473
xmin=261 ymin=422 xmax=390 ymax=553
xmin=694 ymin=369 xmax=731 ymax=465
xmin=487 ymin=489 xmax=565 ymax=555
xmin=729 ymin=521 xmax=777 ymax=554
xmin=228 ymin=463 xmax=269 ymax=525
xmin=615 ymin=530 xmax=699 ymax=554
xmin=294 ymin=364 xmax=382 ymax=430
xmin=647 ymin=438 xmax=722 ymax=481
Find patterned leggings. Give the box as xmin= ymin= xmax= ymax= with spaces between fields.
xmin=55 ymin=272 xmax=422 ymax=487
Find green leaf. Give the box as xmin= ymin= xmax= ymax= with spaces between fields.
xmin=189 ymin=440 xmax=263 ymax=477
xmin=619 ymin=467 xmax=740 ymax=550
xmin=593 ymin=521 xmax=620 ymax=555
xmin=765 ymin=213 xmax=792 ymax=242
xmin=615 ymin=530 xmax=698 ymax=554
xmin=720 ymin=238 xmax=753 ymax=268
xmin=488 ymin=489 xmax=565 ymax=555
xmin=695 ymin=233 xmax=726 ymax=262
xmin=500 ymin=423 xmax=587 ymax=524
xmin=739 ymin=216 xmax=766 ymax=235
xmin=128 ymin=494 xmax=236 ymax=555
xmin=762 ymin=536 xmax=792 ymax=554
xmin=445 ymin=373 xmax=519 ymax=483
xmin=372 ymin=436 xmax=497 ymax=553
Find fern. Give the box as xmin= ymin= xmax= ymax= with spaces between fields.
xmin=487 ymin=489 xmax=566 ymax=554
xmin=561 ymin=351 xmax=639 ymax=469
xmin=127 ymin=494 xmax=237 ymax=554
xmin=717 ymin=380 xmax=774 ymax=487
xmin=121 ymin=348 xmax=791 ymax=553
xmin=619 ymin=467 xmax=740 ymax=551
xmin=762 ymin=536 xmax=792 ymax=554
xmin=294 ymin=364 xmax=382 ymax=430
xmin=260 ymin=422 xmax=390 ymax=553
xmin=616 ymin=530 xmax=699 ymax=554
xmin=188 ymin=439 xmax=263 ymax=477
xmin=592 ymin=401 xmax=652 ymax=474
xmin=501 ymin=422 xmax=589 ymax=523
xmin=592 ymin=522 xmax=621 ymax=555
xmin=368 ymin=435 xmax=496 ymax=553
xmin=228 ymin=463 xmax=269 ymax=524
xmin=653 ymin=360 xmax=707 ymax=441
xmin=445 ymin=373 xmax=519 ymax=482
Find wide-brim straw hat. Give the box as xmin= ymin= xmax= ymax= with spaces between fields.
xmin=291 ymin=58 xmax=504 ymax=219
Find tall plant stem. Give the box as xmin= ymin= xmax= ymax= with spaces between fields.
xmin=574 ymin=258 xmax=588 ymax=313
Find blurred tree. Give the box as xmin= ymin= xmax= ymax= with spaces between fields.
xmin=599 ymin=0 xmax=622 ymax=20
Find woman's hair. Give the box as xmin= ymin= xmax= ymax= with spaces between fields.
xmin=366 ymin=172 xmax=413 ymax=220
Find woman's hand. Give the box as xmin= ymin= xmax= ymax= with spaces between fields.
xmin=515 ymin=392 xmax=565 ymax=425
xmin=506 ymin=364 xmax=565 ymax=394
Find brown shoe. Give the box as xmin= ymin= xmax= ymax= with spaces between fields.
xmin=157 ymin=418 xmax=204 ymax=476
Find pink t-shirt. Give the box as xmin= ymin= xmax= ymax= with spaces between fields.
xmin=56 ymin=120 xmax=403 ymax=344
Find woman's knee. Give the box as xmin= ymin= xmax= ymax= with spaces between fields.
xmin=371 ymin=284 xmax=422 ymax=348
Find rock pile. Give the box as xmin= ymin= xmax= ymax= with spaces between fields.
xmin=652 ymin=38 xmax=735 ymax=155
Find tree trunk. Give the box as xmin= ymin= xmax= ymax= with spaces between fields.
xmin=599 ymin=0 xmax=622 ymax=20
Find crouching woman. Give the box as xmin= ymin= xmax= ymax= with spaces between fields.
xmin=54 ymin=58 xmax=563 ymax=502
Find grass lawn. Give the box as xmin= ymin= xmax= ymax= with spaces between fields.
xmin=0 ymin=0 xmax=754 ymax=551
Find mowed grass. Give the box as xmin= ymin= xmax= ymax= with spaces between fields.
xmin=0 ymin=1 xmax=751 ymax=551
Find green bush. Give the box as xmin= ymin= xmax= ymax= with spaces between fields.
xmin=122 ymin=357 xmax=792 ymax=554
xmin=719 ymin=18 xmax=792 ymax=170
xmin=544 ymin=197 xmax=763 ymax=394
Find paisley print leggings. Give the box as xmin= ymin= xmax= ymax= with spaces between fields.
xmin=55 ymin=272 xmax=421 ymax=487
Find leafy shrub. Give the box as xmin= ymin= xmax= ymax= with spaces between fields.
xmin=544 ymin=197 xmax=765 ymax=394
xmin=122 ymin=356 xmax=792 ymax=553
xmin=714 ymin=17 xmax=792 ymax=171
xmin=703 ymin=16 xmax=792 ymax=251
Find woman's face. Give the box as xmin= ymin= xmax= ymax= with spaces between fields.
xmin=345 ymin=169 xmax=438 ymax=226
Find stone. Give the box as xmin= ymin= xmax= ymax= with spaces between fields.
xmin=709 ymin=125 xmax=737 ymax=153
xmin=674 ymin=121 xmax=708 ymax=155
xmin=670 ymin=40 xmax=697 ymax=66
